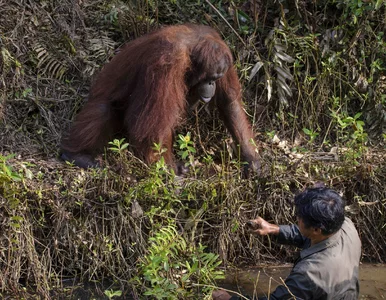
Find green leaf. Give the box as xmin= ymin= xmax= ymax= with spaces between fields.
xmin=303 ymin=128 xmax=311 ymax=135
xmin=375 ymin=0 xmax=384 ymax=10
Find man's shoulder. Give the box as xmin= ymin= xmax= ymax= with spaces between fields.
xmin=343 ymin=217 xmax=355 ymax=227
xmin=341 ymin=217 xmax=360 ymax=239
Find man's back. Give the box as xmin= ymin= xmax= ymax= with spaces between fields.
xmin=214 ymin=187 xmax=363 ymax=300
xmin=271 ymin=217 xmax=361 ymax=299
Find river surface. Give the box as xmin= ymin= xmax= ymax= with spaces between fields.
xmin=220 ymin=263 xmax=386 ymax=299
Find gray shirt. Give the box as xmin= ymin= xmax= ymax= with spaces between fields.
xmin=261 ymin=217 xmax=361 ymax=299
xmin=230 ymin=217 xmax=361 ymax=300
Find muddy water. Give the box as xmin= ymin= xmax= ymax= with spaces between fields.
xmin=220 ymin=264 xmax=386 ymax=299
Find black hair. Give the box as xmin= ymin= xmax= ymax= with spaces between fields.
xmin=294 ymin=187 xmax=345 ymax=235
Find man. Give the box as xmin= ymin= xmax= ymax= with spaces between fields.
xmin=213 ymin=187 xmax=362 ymax=300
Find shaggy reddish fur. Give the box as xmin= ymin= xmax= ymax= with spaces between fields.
xmin=61 ymin=23 xmax=260 ymax=174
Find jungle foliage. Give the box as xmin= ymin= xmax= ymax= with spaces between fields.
xmin=0 ymin=0 xmax=385 ymax=298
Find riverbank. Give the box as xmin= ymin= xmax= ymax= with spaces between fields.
xmin=220 ymin=263 xmax=386 ymax=299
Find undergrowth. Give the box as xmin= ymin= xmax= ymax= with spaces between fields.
xmin=0 ymin=0 xmax=385 ymax=298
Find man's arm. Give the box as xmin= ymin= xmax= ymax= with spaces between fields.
xmin=277 ymin=224 xmax=308 ymax=248
xmin=248 ymin=217 xmax=308 ymax=248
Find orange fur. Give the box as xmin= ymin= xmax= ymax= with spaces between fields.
xmin=61 ymin=23 xmax=260 ymax=174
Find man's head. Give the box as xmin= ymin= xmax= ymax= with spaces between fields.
xmin=295 ymin=187 xmax=345 ymax=236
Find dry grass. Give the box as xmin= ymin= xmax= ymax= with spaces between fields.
xmin=1 ymin=0 xmax=385 ymax=298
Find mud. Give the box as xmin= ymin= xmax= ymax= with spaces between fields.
xmin=220 ymin=264 xmax=386 ymax=299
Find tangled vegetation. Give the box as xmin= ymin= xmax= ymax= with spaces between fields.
xmin=0 ymin=0 xmax=385 ymax=299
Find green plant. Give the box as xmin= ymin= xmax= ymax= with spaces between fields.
xmin=0 ymin=154 xmax=23 ymax=184
xmin=133 ymin=142 xmax=181 ymax=220
xmin=143 ymin=153 xmax=175 ymax=200
xmin=331 ymin=111 xmax=368 ymax=163
xmin=108 ymin=138 xmax=130 ymax=165
xmin=104 ymin=289 xmax=122 ymax=299
xmin=332 ymin=112 xmax=367 ymax=142
xmin=337 ymin=0 xmax=385 ymax=23
xmin=135 ymin=223 xmax=224 ymax=299
xmin=108 ymin=138 xmax=129 ymax=155
xmin=302 ymin=127 xmax=319 ymax=144
xmin=0 ymin=154 xmax=29 ymax=209
xmin=177 ymin=132 xmax=197 ymax=170
xmin=266 ymin=130 xmax=276 ymax=140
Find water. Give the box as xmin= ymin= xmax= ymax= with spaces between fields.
xmin=220 ymin=263 xmax=386 ymax=299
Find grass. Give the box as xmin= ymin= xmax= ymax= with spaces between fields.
xmin=0 ymin=0 xmax=385 ymax=298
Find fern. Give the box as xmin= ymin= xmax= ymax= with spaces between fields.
xmin=33 ymin=43 xmax=68 ymax=79
xmin=83 ymin=36 xmax=116 ymax=77
xmin=137 ymin=223 xmax=224 ymax=299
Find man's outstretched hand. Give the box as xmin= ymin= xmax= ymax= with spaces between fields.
xmin=247 ymin=217 xmax=280 ymax=236
xmin=212 ymin=218 xmax=280 ymax=300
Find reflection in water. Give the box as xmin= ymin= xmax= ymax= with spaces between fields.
xmin=219 ymin=264 xmax=386 ymax=299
